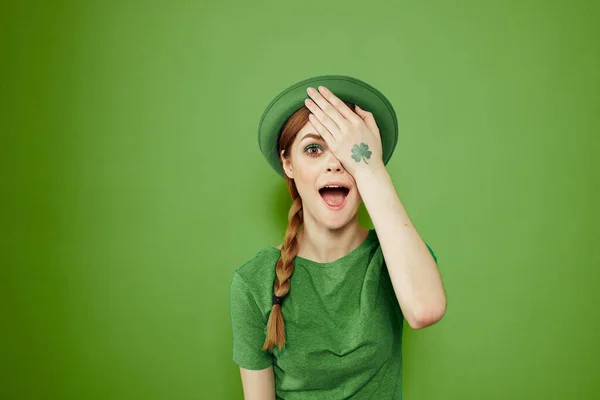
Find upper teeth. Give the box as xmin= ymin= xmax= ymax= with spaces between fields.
xmin=324 ymin=185 xmax=343 ymax=188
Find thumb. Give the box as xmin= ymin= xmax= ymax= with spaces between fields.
xmin=355 ymin=105 xmax=380 ymax=136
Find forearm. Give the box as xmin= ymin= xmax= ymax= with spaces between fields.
xmin=355 ymin=163 xmax=446 ymax=328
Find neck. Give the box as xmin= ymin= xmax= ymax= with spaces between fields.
xmin=296 ymin=219 xmax=369 ymax=263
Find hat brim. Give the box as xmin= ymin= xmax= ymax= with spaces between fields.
xmin=258 ymin=74 xmax=398 ymax=178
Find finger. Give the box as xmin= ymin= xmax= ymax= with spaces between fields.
xmin=305 ymin=98 xmax=339 ymax=139
xmin=318 ymin=86 xmax=363 ymax=125
xmin=308 ymin=113 xmax=336 ymax=145
xmin=307 ymin=87 xmax=346 ymax=130
xmin=355 ymin=105 xmax=381 ymax=137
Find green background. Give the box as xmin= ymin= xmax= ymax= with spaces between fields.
xmin=2 ymin=0 xmax=599 ymax=399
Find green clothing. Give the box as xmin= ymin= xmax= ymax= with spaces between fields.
xmin=229 ymin=229 xmax=437 ymax=399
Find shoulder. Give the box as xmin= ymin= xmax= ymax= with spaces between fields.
xmin=232 ymin=246 xmax=279 ymax=298
xmin=235 ymin=246 xmax=279 ymax=276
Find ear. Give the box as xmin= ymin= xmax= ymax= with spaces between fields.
xmin=280 ymin=149 xmax=294 ymax=179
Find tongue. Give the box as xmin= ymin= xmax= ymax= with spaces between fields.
xmin=321 ymin=188 xmax=346 ymax=206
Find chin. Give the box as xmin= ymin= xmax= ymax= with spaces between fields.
xmin=316 ymin=192 xmax=359 ymax=228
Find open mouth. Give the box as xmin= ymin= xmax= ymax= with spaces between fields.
xmin=318 ymin=185 xmax=350 ymax=210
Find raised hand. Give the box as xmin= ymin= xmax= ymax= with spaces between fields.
xmin=304 ymin=85 xmax=384 ymax=178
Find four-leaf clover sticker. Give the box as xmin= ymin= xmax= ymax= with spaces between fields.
xmin=351 ymin=142 xmax=372 ymax=164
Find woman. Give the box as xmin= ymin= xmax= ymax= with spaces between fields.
xmin=230 ymin=75 xmax=446 ymax=399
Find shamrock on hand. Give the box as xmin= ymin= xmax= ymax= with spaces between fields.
xmin=351 ymin=142 xmax=372 ymax=164
xmin=304 ymin=85 xmax=383 ymax=178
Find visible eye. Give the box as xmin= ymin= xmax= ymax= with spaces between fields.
xmin=304 ymin=143 xmax=323 ymax=158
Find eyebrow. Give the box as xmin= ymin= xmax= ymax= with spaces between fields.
xmin=301 ymin=133 xmax=324 ymax=142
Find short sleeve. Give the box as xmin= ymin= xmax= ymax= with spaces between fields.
xmin=229 ymin=271 xmax=273 ymax=370
xmin=426 ymin=242 xmax=438 ymax=264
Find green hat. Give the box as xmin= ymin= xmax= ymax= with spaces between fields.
xmin=258 ymin=74 xmax=399 ymax=178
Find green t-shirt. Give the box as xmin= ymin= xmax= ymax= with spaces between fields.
xmin=229 ymin=228 xmax=437 ymax=399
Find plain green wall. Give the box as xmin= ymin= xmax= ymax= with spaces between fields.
xmin=2 ymin=0 xmax=599 ymax=399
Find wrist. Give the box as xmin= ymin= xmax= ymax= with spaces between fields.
xmin=353 ymin=160 xmax=387 ymax=185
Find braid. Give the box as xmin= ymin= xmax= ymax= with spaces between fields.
xmin=261 ymin=193 xmax=303 ymax=353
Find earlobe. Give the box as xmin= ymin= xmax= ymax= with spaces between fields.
xmin=280 ymin=150 xmax=293 ymax=179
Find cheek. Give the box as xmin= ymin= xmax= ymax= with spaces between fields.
xmin=292 ymin=168 xmax=320 ymax=198
xmin=292 ymin=158 xmax=318 ymax=182
xmin=295 ymin=175 xmax=316 ymax=197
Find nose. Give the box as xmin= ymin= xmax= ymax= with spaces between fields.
xmin=325 ymin=153 xmax=344 ymax=173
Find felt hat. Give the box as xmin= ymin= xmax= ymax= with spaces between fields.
xmin=258 ymin=74 xmax=398 ymax=178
